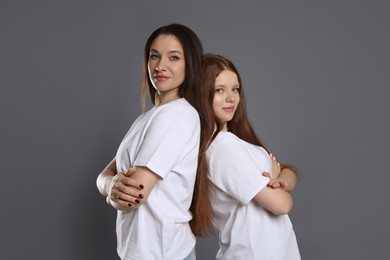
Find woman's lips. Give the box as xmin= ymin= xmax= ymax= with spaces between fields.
xmin=155 ymin=75 xmax=169 ymax=82
xmin=223 ymin=106 xmax=235 ymax=112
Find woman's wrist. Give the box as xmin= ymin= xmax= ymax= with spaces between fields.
xmin=105 ymin=173 xmax=120 ymax=205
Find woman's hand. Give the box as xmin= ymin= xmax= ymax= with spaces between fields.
xmin=255 ymin=153 xmax=293 ymax=215
xmin=109 ymin=168 xmax=145 ymax=209
xmin=262 ymin=153 xmax=288 ymax=190
xmin=263 ymin=172 xmax=288 ymax=189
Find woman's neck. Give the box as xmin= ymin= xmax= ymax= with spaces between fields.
xmin=155 ymin=92 xmax=181 ymax=107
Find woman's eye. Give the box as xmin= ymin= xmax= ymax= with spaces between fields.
xmin=233 ymin=87 xmax=240 ymax=92
xmin=170 ymin=56 xmax=179 ymax=61
xmin=150 ymin=54 xmax=159 ymax=60
xmin=215 ymin=88 xmax=223 ymax=93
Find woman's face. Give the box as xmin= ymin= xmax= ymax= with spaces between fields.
xmin=148 ymin=34 xmax=185 ymax=103
xmin=212 ymin=69 xmax=240 ymax=131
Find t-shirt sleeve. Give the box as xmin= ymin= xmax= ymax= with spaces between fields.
xmin=134 ymin=108 xmax=196 ymax=179
xmin=208 ymin=137 xmax=270 ymax=205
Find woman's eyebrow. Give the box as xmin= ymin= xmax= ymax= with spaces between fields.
xmin=167 ymin=50 xmax=183 ymax=55
xmin=150 ymin=49 xmax=183 ymax=56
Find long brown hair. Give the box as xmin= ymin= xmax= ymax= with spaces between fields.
xmin=190 ymin=53 xmax=297 ymax=236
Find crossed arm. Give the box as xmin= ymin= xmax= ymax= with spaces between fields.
xmin=263 ymin=153 xmax=298 ymax=192
xmin=97 ymin=153 xmax=298 ymax=215
xmin=96 ymin=158 xmax=160 ymax=212
xmin=254 ymin=154 xmax=298 ymax=215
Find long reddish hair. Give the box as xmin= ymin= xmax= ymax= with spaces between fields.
xmin=190 ymin=54 xmax=297 ymax=236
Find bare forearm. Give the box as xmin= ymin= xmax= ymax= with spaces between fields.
xmin=97 ymin=169 xmax=115 ymax=196
xmin=97 ymin=159 xmax=149 ymax=212
xmin=279 ymin=167 xmax=297 ymax=193
xmin=96 ymin=158 xmax=117 ymax=196
xmin=255 ymin=186 xmax=293 ymax=215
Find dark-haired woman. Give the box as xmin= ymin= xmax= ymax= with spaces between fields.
xmin=96 ymin=24 xmax=204 ymax=260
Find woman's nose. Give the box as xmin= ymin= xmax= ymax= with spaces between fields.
xmin=156 ymin=59 xmax=167 ymax=71
xmin=226 ymin=91 xmax=235 ymax=102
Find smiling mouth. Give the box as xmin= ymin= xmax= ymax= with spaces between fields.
xmin=154 ymin=75 xmax=169 ymax=82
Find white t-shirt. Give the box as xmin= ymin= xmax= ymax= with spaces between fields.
xmin=207 ymin=131 xmax=301 ymax=260
xmin=115 ymin=98 xmax=200 ymax=260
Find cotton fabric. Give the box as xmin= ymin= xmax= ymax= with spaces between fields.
xmin=207 ymin=131 xmax=301 ymax=260
xmin=115 ymin=98 xmax=200 ymax=260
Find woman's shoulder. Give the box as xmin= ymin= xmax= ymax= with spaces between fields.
xmin=207 ymin=132 xmax=252 ymax=167
xmin=211 ymin=131 xmax=262 ymax=156
xmin=157 ymin=98 xmax=198 ymax=117
xmin=209 ymin=132 xmax=242 ymax=153
xmin=214 ymin=131 xmax=239 ymax=143
xmin=152 ymin=98 xmax=200 ymax=131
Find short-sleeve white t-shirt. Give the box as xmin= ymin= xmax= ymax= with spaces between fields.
xmin=207 ymin=131 xmax=301 ymax=260
xmin=115 ymin=98 xmax=200 ymax=260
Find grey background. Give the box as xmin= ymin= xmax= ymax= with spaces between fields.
xmin=1 ymin=1 xmax=389 ymax=259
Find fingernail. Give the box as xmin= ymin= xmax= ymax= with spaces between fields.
xmin=138 ymin=194 xmax=144 ymax=199
xmin=135 ymin=199 xmax=140 ymax=204
xmin=139 ymin=184 xmax=144 ymax=189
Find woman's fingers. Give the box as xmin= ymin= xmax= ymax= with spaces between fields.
xmin=122 ymin=169 xmax=145 ymax=189
xmin=263 ymin=170 xmax=287 ymax=189
xmin=122 ymin=175 xmax=145 ymax=190
xmin=262 ymin=171 xmax=271 ymax=178
xmin=111 ymin=173 xmax=145 ymax=205
xmin=112 ymin=189 xmax=142 ymax=206
xmin=279 ymin=179 xmax=288 ymax=189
